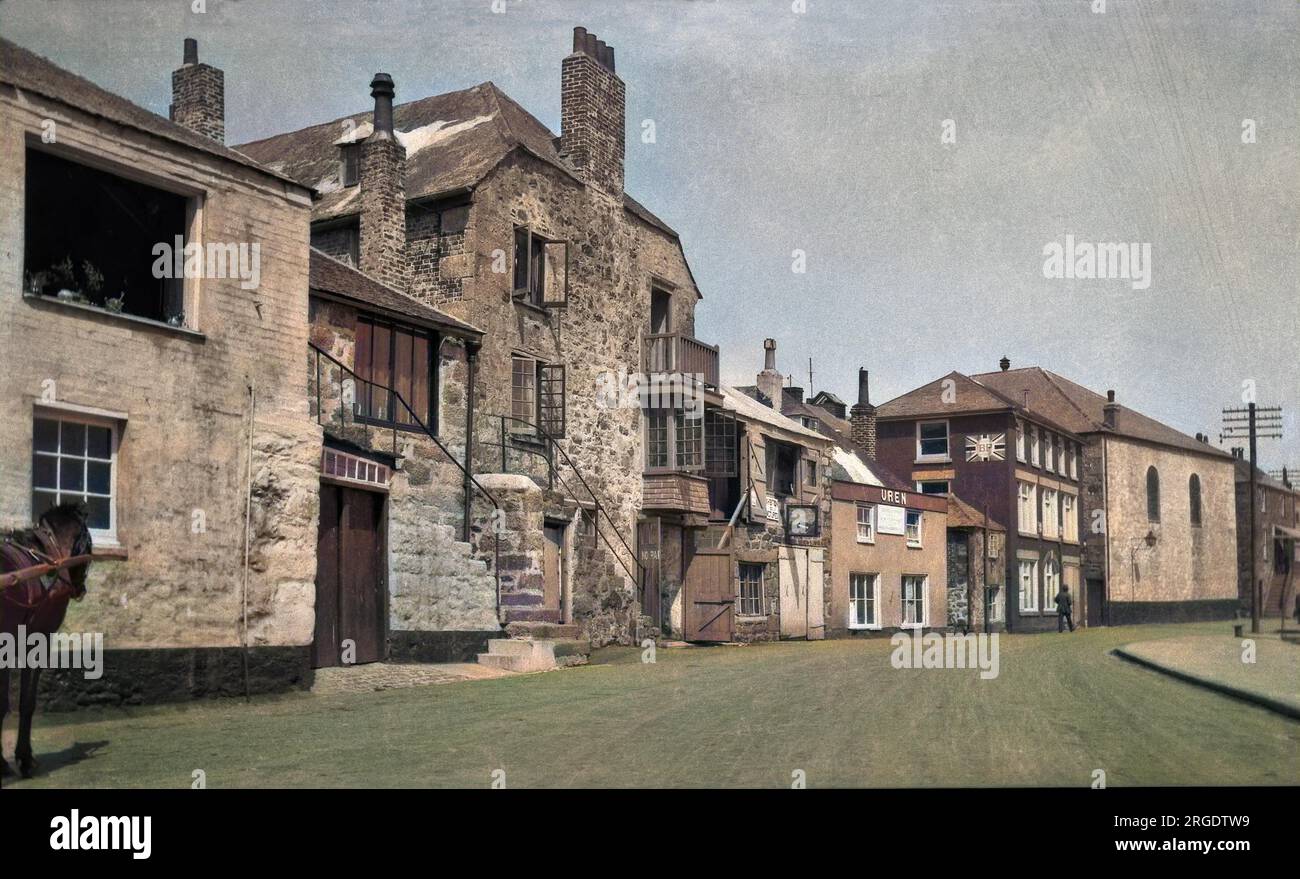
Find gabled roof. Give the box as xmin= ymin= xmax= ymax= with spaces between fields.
xmin=0 ymin=38 xmax=310 ymax=194
xmin=309 ymin=249 xmax=482 ymax=337
xmin=721 ymin=385 xmax=830 ymax=446
xmin=947 ymin=493 xmax=1006 ymax=531
xmin=876 ymin=371 xmax=1021 ymax=420
xmin=972 ymin=367 xmax=1230 ymax=460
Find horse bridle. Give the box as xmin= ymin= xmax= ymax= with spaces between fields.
xmin=2 ymin=524 xmax=80 ymax=610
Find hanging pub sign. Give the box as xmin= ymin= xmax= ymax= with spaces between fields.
xmin=786 ymin=503 xmax=820 ymax=537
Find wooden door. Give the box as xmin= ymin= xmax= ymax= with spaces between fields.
xmin=1086 ymin=578 xmax=1105 ymax=627
xmin=684 ymin=548 xmax=734 ymax=641
xmin=313 ymin=484 xmax=386 ymax=668
xmin=637 ymin=518 xmax=662 ymax=629
xmin=778 ymin=546 xmax=808 ymax=639
xmin=543 ymin=524 xmax=564 ymax=620
xmin=806 ymin=549 xmax=825 ymax=640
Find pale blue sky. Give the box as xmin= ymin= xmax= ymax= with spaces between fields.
xmin=4 ymin=0 xmax=1296 ymax=469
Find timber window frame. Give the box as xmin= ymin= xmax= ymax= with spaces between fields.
xmin=737 ymin=562 xmax=765 ymax=617
xmin=1062 ymin=492 xmax=1078 ymax=542
xmin=645 ymin=407 xmax=704 ymax=472
xmin=916 ymin=420 xmax=950 ymax=462
xmin=354 ymin=316 xmax=437 ymax=433
xmin=1016 ymin=420 xmax=1026 ymax=462
xmin=1017 ymin=481 xmax=1038 ymax=535
xmin=1041 ymin=488 xmax=1059 ymax=539
xmin=1018 ymin=559 xmax=1039 ymax=613
xmin=856 ymin=502 xmax=876 ymax=543
xmin=849 ymin=572 xmax=880 ymax=630
xmin=1029 ymin=426 xmax=1040 ymax=466
xmin=905 ymin=509 xmax=923 ymax=548
xmin=32 ymin=411 xmax=118 ymax=544
xmin=1043 ymin=557 xmax=1061 ymax=612
xmin=510 ymin=355 xmax=566 ymax=438
xmin=339 ymin=143 xmax=361 ymax=187
xmin=901 ymin=575 xmax=928 ymax=628
xmin=512 ymin=225 xmax=569 ymax=308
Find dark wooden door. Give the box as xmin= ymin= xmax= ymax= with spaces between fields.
xmin=1086 ymin=578 xmax=1105 ymax=627
xmin=313 ymin=484 xmax=386 ymax=668
xmin=684 ymin=548 xmax=734 ymax=641
xmin=543 ymin=524 xmax=563 ymax=620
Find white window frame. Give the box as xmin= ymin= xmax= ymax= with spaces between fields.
xmin=988 ymin=586 xmax=1005 ymax=623
xmin=915 ymin=420 xmax=950 ymax=463
xmin=1018 ymin=560 xmax=1039 ymax=613
xmin=848 ymin=572 xmax=880 ymax=630
xmin=1017 ymin=481 xmax=1037 ymax=534
xmin=915 ymin=480 xmax=949 ymax=496
xmin=1062 ymin=493 xmax=1078 ymax=542
xmin=855 ymin=502 xmax=875 ymax=544
xmin=1041 ymin=488 xmax=1058 ymax=539
xmin=1043 ymin=558 xmax=1061 ymax=612
xmin=1015 ymin=420 xmax=1026 ymax=462
xmin=1069 ymin=443 xmax=1079 ymax=480
xmin=1029 ymin=426 xmax=1040 ymax=467
xmin=905 ymin=509 xmax=923 ymax=547
xmin=32 ymin=408 xmax=120 ymax=545
xmin=1044 ymin=434 xmax=1055 ymax=472
xmin=901 ymin=574 xmax=928 ymax=628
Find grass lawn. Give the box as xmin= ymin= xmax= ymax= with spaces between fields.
xmin=7 ymin=621 xmax=1298 ymax=788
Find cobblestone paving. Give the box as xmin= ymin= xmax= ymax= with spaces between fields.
xmin=311 ymin=662 xmax=513 ymax=696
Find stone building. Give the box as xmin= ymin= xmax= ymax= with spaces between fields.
xmin=237 ymin=26 xmax=714 ymax=649
xmin=0 ymin=38 xmax=321 ymax=705
xmin=970 ymin=364 xmax=1238 ymax=625
xmin=871 ymin=366 xmax=1086 ymax=633
xmin=1231 ymin=458 xmax=1298 ymax=620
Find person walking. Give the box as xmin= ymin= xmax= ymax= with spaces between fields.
xmin=1055 ymin=583 xmax=1075 ymax=632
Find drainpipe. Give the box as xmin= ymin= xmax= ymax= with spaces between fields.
xmin=462 ymin=338 xmax=479 ymax=543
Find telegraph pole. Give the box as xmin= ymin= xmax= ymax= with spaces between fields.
xmin=1222 ymin=404 xmax=1284 ymax=634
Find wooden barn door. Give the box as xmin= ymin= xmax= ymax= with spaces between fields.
xmin=313 ymin=484 xmax=386 ymax=668
xmin=684 ymin=548 xmax=734 ymax=641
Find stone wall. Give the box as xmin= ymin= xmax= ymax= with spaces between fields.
xmin=0 ymin=86 xmax=320 ymax=652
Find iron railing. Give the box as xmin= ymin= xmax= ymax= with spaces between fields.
xmin=478 ymin=413 xmax=646 ymax=598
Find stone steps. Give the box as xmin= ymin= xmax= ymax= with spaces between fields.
xmin=476 ymin=637 xmax=590 ymax=673
xmin=504 ymin=621 xmax=583 ymax=640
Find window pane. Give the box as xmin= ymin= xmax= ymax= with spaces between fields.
xmin=34 ymin=418 xmax=59 ymax=452
xmin=32 ymin=490 xmax=58 ymax=520
xmin=355 ymin=319 xmax=373 ymax=416
xmin=86 ymin=425 xmax=112 ymax=459
xmin=87 ymin=460 xmax=111 ymax=495
xmin=61 ymin=421 xmax=86 ymax=456
xmin=370 ymin=324 xmax=391 ymax=420
xmin=60 ymin=457 xmax=85 ymax=492
xmin=32 ymin=454 xmax=57 ymax=488
xmin=394 ymin=329 xmax=413 ymax=422
xmin=86 ymin=496 xmax=110 ymax=530
xmin=411 ymin=334 xmax=431 ymax=425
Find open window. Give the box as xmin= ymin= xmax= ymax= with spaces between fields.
xmin=513 ymin=226 xmax=568 ymax=308
xmin=25 ymin=147 xmax=190 ymax=325
xmin=764 ymin=439 xmax=801 ymax=499
xmin=511 ymin=356 xmax=566 ymax=437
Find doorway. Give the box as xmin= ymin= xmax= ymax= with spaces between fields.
xmin=313 ymin=483 xmax=386 ymax=668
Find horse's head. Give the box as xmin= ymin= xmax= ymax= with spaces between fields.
xmin=39 ymin=502 xmax=93 ymax=599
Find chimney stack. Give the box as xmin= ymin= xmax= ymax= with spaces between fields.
xmin=850 ymin=368 xmax=878 ymax=460
xmin=999 ymin=355 xmax=1011 ymax=372
xmin=561 ymin=26 xmax=625 ymax=198
xmin=170 ymin=38 xmax=225 ymax=143
xmin=1103 ymin=389 xmax=1119 ymax=430
xmin=756 ymin=339 xmax=783 ymax=408
xmin=359 ymin=73 xmax=409 ymax=291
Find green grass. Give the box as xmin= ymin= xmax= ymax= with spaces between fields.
xmin=8 ymin=621 xmax=1298 ymax=788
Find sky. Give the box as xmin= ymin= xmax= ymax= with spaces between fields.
xmin=3 ymin=0 xmax=1297 ymax=470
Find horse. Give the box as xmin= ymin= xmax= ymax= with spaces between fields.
xmin=0 ymin=503 xmax=93 ymax=779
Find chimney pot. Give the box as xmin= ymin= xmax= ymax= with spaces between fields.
xmin=606 ymin=45 xmax=616 ymax=71
xmin=573 ymin=26 xmax=588 ymax=53
xmin=1107 ymin=389 xmax=1115 ymax=403
xmin=370 ymin=73 xmax=396 ymax=136
xmin=857 ymin=368 xmax=870 ymax=406
xmin=183 ymin=37 xmax=198 ymax=65
xmin=999 ymin=355 xmax=1010 ymax=372
xmin=850 ymin=367 xmax=878 ymax=461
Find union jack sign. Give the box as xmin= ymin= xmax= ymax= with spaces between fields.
xmin=966 ymin=433 xmax=1006 ymax=462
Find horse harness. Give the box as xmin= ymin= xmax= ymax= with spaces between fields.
xmin=1 ymin=525 xmax=72 ymax=611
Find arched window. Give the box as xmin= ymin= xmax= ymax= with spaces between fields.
xmin=1146 ymin=466 xmax=1160 ymax=522
xmin=1189 ymin=474 xmax=1202 ymax=526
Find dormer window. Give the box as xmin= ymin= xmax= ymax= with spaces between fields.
xmin=340 ymin=143 xmax=361 ymax=187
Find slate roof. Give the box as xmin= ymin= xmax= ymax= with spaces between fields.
xmin=721 ymin=385 xmax=830 ymax=445
xmin=972 ymin=367 xmax=1230 ymax=460
xmin=875 ymin=370 xmax=1086 ymax=442
xmin=946 ymin=493 xmax=1006 ymax=531
xmin=309 ymin=249 xmax=482 ymax=337
xmin=0 ymin=38 xmax=310 ymax=194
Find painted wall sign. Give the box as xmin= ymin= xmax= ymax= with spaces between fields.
xmin=766 ymin=494 xmax=781 ymax=521
xmin=966 ymin=433 xmax=1006 ymax=462
xmin=880 ymin=489 xmax=908 ymax=506
xmin=786 ymin=503 xmax=820 ymax=537
xmin=877 ymin=504 xmax=906 ymax=535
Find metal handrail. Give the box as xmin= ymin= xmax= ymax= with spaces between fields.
xmin=310 ymin=342 xmax=499 ymax=509
xmin=482 ymin=413 xmax=645 ymax=589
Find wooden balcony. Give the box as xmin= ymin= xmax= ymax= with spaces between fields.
xmin=643 ymin=332 xmax=720 ymax=388
xmin=642 ymin=472 xmax=712 ymax=515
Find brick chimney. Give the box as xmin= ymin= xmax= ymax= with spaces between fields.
xmin=359 ymin=73 xmax=409 ymax=291
xmin=169 ymin=38 xmax=225 ymax=143
xmin=561 ymin=26 xmax=625 ymax=198
xmin=850 ymin=368 xmax=878 ymax=460
xmin=1102 ymin=389 xmax=1119 ymax=430
xmin=756 ymin=339 xmax=783 ymax=408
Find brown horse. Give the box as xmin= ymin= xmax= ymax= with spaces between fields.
xmin=1 ymin=503 xmax=93 ymax=779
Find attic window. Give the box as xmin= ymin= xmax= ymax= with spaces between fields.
xmin=24 ymin=147 xmax=190 ymax=326
xmin=340 ymin=143 xmax=361 ymax=187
